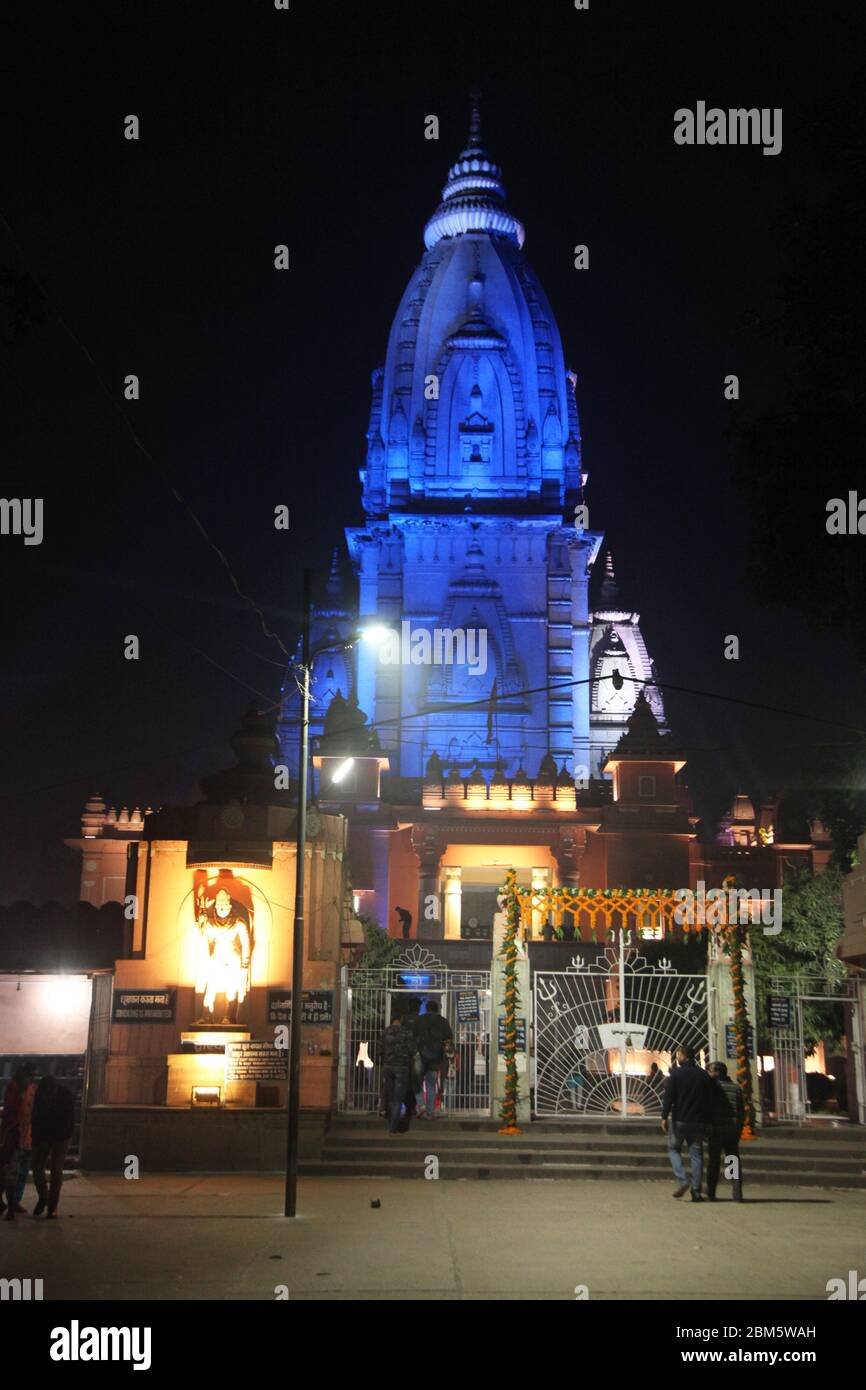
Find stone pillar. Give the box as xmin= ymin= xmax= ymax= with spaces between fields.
xmin=530 ymin=866 xmax=549 ymax=938
xmin=356 ymin=539 xmax=380 ymax=722
xmin=411 ymin=824 xmax=444 ymax=939
xmin=707 ymin=932 xmax=762 ymax=1125
xmin=491 ymin=909 xmax=531 ymax=1125
xmin=569 ymin=536 xmax=594 ymax=779
xmin=368 ymin=829 xmax=392 ymax=935
xmin=444 ymin=866 xmax=462 ymax=940
xmin=553 ymin=827 xmax=588 ymax=939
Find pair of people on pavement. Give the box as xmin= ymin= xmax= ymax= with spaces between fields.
xmin=661 ymin=1046 xmax=745 ymax=1202
xmin=0 ymin=1068 xmax=75 ymax=1219
xmin=380 ymin=1001 xmax=454 ymax=1134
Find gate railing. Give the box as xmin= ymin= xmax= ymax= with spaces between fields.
xmin=338 ymin=945 xmax=492 ymax=1114
xmin=503 ymin=869 xmax=756 ymax=1134
xmin=762 ymin=974 xmax=864 ymax=1124
xmin=533 ymin=938 xmax=710 ymax=1118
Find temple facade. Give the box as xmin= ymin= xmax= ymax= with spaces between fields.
xmin=278 ymin=98 xmax=664 ymax=788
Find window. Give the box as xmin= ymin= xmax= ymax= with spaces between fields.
xmin=638 ymin=775 xmax=656 ymax=799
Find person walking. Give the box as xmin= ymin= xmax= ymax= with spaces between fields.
xmin=379 ymin=1015 xmax=417 ymax=1135
xmin=414 ymin=1000 xmax=454 ymax=1119
xmin=30 ymin=1074 xmax=75 ymax=1218
xmin=661 ymin=1045 xmax=715 ymax=1202
xmin=707 ymin=1061 xmax=745 ymax=1201
xmin=1 ymin=1064 xmax=37 ymax=1220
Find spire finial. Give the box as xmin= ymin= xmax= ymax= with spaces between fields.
xmin=468 ymin=87 xmax=482 ymax=149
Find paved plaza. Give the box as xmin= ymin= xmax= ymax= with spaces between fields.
xmin=2 ymin=1174 xmax=864 ymax=1300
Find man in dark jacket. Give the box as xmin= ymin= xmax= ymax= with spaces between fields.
xmin=661 ymin=1045 xmax=716 ymax=1202
xmin=30 ymin=1075 xmax=75 ymax=1217
xmin=414 ymin=1000 xmax=453 ymax=1119
xmin=379 ymin=1017 xmax=417 ymax=1134
xmin=707 ymin=1061 xmax=745 ymax=1201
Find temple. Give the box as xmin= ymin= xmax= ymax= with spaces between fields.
xmin=56 ymin=98 xmax=857 ymax=1151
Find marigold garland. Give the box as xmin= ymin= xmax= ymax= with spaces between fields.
xmin=498 ymin=868 xmax=522 ymax=1134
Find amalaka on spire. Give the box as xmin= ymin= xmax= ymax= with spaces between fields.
xmin=423 ymin=92 xmax=525 ymax=250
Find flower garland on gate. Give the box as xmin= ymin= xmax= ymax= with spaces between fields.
xmin=720 ymin=873 xmax=757 ymax=1139
xmin=498 ymin=868 xmax=522 ymax=1134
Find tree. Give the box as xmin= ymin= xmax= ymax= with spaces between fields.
xmin=751 ymin=864 xmax=847 ymax=1051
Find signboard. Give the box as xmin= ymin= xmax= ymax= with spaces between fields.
xmin=397 ymin=972 xmax=437 ymax=990
xmin=497 ymin=1017 xmax=526 ymax=1052
xmin=112 ymin=989 xmax=176 ymax=1023
xmin=267 ymin=989 xmax=334 ymax=1026
xmin=455 ymin=990 xmax=480 ymax=1023
xmin=598 ymin=1022 xmax=649 ymax=1051
xmin=725 ymin=1023 xmax=754 ymax=1060
xmin=225 ymin=1040 xmax=289 ymax=1083
xmin=767 ymin=995 xmax=792 ymax=1029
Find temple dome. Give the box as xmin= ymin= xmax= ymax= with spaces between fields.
xmin=360 ymin=94 xmax=582 ymax=515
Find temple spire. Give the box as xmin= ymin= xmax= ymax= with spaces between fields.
xmin=423 ymin=93 xmax=525 ymax=250
xmin=467 ymin=87 xmax=483 ymax=151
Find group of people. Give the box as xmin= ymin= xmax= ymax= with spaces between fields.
xmin=379 ymin=1001 xmax=454 ymax=1133
xmin=661 ymin=1046 xmax=746 ymax=1202
xmin=0 ymin=1064 xmax=75 ymax=1221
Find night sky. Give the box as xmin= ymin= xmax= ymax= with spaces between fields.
xmin=2 ymin=1 xmax=862 ymax=903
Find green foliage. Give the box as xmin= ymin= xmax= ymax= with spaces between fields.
xmin=355 ymin=914 xmax=401 ymax=971
xmin=751 ymin=865 xmax=847 ymax=1049
xmin=349 ymin=915 xmax=401 ymax=1032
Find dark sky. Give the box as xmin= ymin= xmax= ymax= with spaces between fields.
xmin=1 ymin=0 xmax=862 ymax=903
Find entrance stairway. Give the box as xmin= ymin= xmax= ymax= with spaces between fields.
xmin=298 ymin=1115 xmax=866 ymax=1188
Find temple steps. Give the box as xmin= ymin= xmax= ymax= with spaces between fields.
xmin=298 ymin=1116 xmax=866 ymax=1187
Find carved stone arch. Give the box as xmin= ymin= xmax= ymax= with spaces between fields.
xmin=423 ymin=343 xmax=527 ymax=486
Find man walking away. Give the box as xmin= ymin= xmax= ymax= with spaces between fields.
xmin=394 ymin=906 xmax=413 ymax=940
xmin=379 ymin=1016 xmax=416 ymax=1135
xmin=415 ymin=1000 xmax=454 ymax=1119
xmin=707 ymin=1061 xmax=745 ymax=1201
xmin=661 ymin=1045 xmax=715 ymax=1202
xmin=30 ymin=1074 xmax=75 ymax=1218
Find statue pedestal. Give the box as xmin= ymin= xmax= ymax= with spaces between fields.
xmin=166 ymin=1029 xmax=255 ymax=1107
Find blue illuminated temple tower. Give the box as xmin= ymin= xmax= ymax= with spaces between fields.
xmin=280 ymin=96 xmax=665 ymax=781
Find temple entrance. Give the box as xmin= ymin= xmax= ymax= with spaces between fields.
xmin=338 ymin=946 xmax=492 ymax=1114
xmin=532 ymin=935 xmax=709 ymax=1118
xmin=760 ymin=977 xmax=865 ymax=1124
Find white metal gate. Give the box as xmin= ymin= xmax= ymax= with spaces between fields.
xmin=763 ymin=975 xmax=865 ymax=1124
xmin=533 ymin=935 xmax=709 ymax=1118
xmin=338 ymin=945 xmax=492 ymax=1115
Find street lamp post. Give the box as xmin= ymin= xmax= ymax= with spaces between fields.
xmin=283 ymin=576 xmax=388 ymax=1217
xmin=285 ymin=568 xmax=312 ymax=1218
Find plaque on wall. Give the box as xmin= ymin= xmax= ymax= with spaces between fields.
xmin=455 ymin=990 xmax=480 ymax=1023
xmin=225 ymin=1040 xmax=289 ymax=1083
xmin=497 ymin=1017 xmax=527 ymax=1051
xmin=112 ymin=989 xmax=176 ymax=1023
xmin=267 ymin=989 xmax=334 ymax=1026
xmin=766 ymin=995 xmax=792 ymax=1028
xmin=724 ymin=1023 xmax=754 ymax=1060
